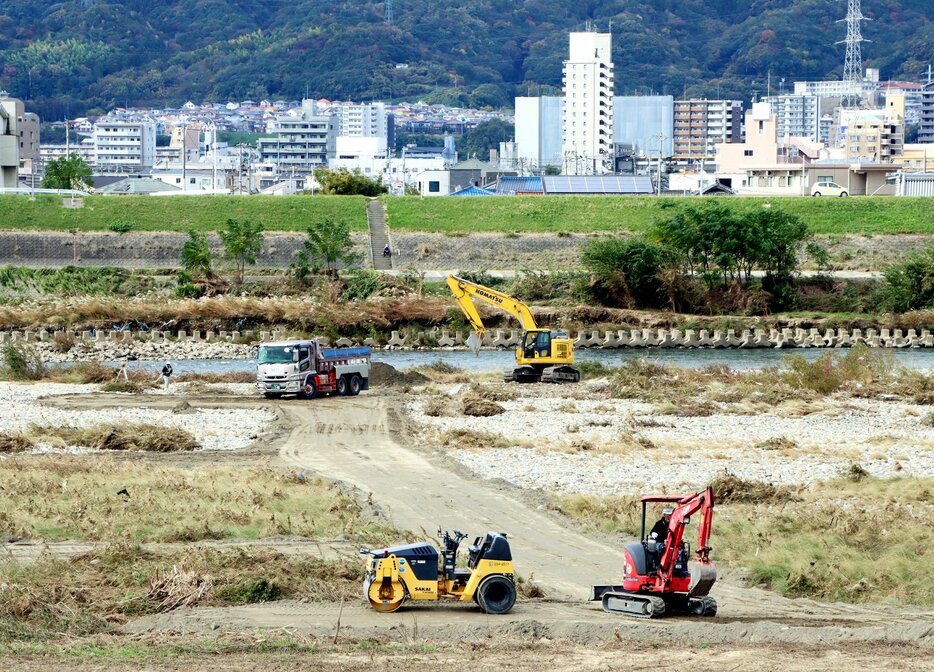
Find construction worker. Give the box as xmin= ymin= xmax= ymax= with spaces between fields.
xmin=159 ymin=362 xmax=173 ymax=390
xmin=649 ymin=507 xmax=674 ymax=545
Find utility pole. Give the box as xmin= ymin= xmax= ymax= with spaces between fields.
xmin=181 ymin=123 xmax=187 ymax=191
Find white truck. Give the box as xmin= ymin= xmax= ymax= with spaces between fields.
xmin=255 ymin=339 xmax=371 ymax=399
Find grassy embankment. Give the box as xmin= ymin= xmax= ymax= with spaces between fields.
xmin=1 ymin=193 xmax=932 ymax=234
xmin=384 ymin=195 xmax=934 ymax=235
xmin=0 ymin=194 xmax=368 ymax=232
xmin=0 ymin=458 xmax=400 ymax=642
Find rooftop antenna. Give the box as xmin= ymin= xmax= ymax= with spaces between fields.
xmin=836 ymin=0 xmax=871 ymax=108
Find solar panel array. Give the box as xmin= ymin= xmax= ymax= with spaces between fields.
xmin=542 ymin=175 xmax=654 ymax=194
xmin=496 ymin=176 xmax=544 ymax=194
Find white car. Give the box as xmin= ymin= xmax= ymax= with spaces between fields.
xmin=811 ymin=181 xmax=848 ymax=197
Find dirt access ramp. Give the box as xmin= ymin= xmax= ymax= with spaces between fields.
xmin=127 ymin=393 xmax=934 ymax=649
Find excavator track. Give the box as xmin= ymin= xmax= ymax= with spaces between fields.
xmin=601 ymin=592 xmax=667 ymax=619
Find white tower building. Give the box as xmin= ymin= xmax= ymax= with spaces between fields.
xmin=562 ymin=31 xmax=614 ymax=175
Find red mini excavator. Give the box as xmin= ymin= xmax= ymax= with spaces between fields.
xmin=591 ymin=487 xmax=718 ymax=618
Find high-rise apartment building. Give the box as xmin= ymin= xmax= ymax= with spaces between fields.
xmin=921 ymin=81 xmax=934 ymax=144
xmin=763 ymin=94 xmax=821 ymax=142
xmin=257 ymin=99 xmax=337 ymax=174
xmin=336 ymin=102 xmax=394 ymax=154
xmin=93 ymin=120 xmax=157 ymax=170
xmin=562 ymin=31 xmax=614 ymax=175
xmin=672 ymin=99 xmax=743 ymax=164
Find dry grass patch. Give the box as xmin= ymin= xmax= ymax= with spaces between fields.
xmin=0 ymin=432 xmax=34 ymax=454
xmin=0 ymin=457 xmax=396 ymax=544
xmin=437 ymin=428 xmax=511 ymax=450
xmin=755 ymin=436 xmax=800 ymax=452
xmin=0 ymin=543 xmax=367 ymax=641
xmin=29 ymin=424 xmax=199 ymax=453
xmin=709 ymin=471 xmax=796 ymax=504
xmin=461 ymin=396 xmax=505 ymax=417
xmin=175 ymin=371 xmax=256 ymax=384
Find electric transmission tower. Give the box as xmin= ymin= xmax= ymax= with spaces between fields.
xmin=836 ymin=0 xmax=870 ymax=108
xmin=386 ymin=0 xmax=394 ymax=24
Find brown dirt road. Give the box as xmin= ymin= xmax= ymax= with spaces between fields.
xmin=36 ymin=391 xmax=934 ymax=656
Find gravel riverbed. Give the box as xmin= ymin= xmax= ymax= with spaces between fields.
xmin=406 ymin=382 xmax=934 ymax=496
xmin=0 ymin=382 xmax=274 ymax=453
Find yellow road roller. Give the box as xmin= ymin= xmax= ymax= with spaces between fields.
xmin=360 ymin=529 xmax=516 ymax=614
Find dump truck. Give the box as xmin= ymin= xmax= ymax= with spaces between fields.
xmin=255 ymin=339 xmax=371 ymax=399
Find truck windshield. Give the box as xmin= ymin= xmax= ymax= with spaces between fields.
xmin=257 ymin=346 xmax=295 ymax=364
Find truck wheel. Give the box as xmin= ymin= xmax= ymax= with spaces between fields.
xmin=349 ymin=374 xmax=362 ymax=396
xmin=336 ymin=376 xmax=349 ymax=396
xmin=301 ymin=379 xmax=317 ymax=399
xmin=476 ymin=575 xmax=516 ymax=615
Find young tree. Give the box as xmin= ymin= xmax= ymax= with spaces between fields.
xmin=312 ymin=168 xmax=387 ymax=196
xmin=180 ymin=229 xmax=213 ymax=278
xmin=296 ymin=218 xmax=362 ymax=278
xmin=219 ymin=218 xmax=264 ymax=284
xmin=42 ymin=154 xmax=92 ymax=190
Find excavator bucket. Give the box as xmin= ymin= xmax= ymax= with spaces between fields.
xmin=687 ymin=561 xmax=717 ymax=598
xmin=466 ymin=331 xmax=482 ymax=356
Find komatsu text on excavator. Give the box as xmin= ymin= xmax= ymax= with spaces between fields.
xmin=446 ymin=275 xmax=581 ymax=383
xmin=591 ymin=487 xmax=718 ymax=618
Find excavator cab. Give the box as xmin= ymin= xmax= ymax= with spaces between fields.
xmin=521 ymin=330 xmax=552 ymax=359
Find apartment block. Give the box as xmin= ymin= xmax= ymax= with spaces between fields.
xmin=921 ymin=81 xmax=934 ymax=144
xmin=257 ymin=100 xmax=337 ymax=174
xmin=562 ymin=31 xmax=614 ymax=175
xmin=0 ymin=92 xmax=21 ymax=187
xmin=94 ymin=120 xmax=157 ymax=170
xmin=673 ymin=99 xmax=743 ymax=164
xmin=763 ymin=94 xmax=820 ymax=142
xmin=840 ymin=110 xmax=905 ymax=163
xmin=613 ymin=96 xmax=674 ymax=157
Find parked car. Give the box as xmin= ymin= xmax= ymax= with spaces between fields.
xmin=811 ymin=181 xmax=848 ymax=197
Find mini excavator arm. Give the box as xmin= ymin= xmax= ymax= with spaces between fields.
xmin=446 ymin=275 xmax=539 ymax=350
xmin=658 ymin=486 xmax=715 ymax=579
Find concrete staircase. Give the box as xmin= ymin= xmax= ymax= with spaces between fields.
xmin=367 ymin=199 xmax=393 ymax=270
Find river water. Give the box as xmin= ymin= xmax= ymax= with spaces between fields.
xmin=114 ymin=347 xmax=934 ymax=375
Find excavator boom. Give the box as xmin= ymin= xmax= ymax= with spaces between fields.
xmin=446 ymin=276 xmax=539 ymax=336
xmin=446 ymin=275 xmax=579 ymax=384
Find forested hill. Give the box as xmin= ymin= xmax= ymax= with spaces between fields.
xmin=1 ymin=0 xmax=931 ymax=118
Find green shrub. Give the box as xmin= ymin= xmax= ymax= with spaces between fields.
xmin=216 ymin=577 xmax=283 ymax=604
xmin=108 ymin=220 xmax=133 ymax=234
xmin=1 ymin=343 xmax=44 ymax=381
xmin=880 ymin=247 xmax=934 ymax=313
xmin=341 ymin=268 xmax=381 ymax=301
xmin=581 ymin=237 xmax=674 ymax=308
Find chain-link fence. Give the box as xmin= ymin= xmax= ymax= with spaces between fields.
xmin=0 ymin=230 xmax=586 ymax=271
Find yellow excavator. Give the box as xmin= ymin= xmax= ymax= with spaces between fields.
xmin=446 ymin=274 xmax=580 ymax=383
